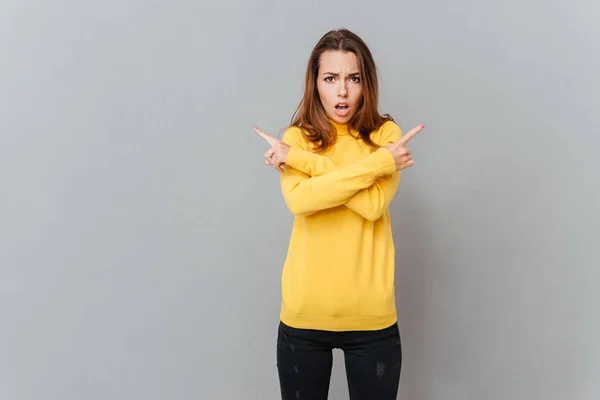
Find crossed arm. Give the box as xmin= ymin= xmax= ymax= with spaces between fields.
xmin=280 ymin=124 xmax=402 ymax=221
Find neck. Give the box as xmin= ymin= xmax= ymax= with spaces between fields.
xmin=330 ymin=118 xmax=351 ymax=136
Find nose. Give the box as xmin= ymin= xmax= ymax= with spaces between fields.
xmin=337 ymin=81 xmax=348 ymax=97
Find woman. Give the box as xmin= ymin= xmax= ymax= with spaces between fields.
xmin=254 ymin=28 xmax=424 ymax=399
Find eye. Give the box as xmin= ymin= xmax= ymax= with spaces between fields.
xmin=324 ymin=76 xmax=334 ymax=83
xmin=350 ymin=76 xmax=361 ymax=83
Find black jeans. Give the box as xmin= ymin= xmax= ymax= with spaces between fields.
xmin=277 ymin=321 xmax=402 ymax=400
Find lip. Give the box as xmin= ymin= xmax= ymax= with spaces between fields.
xmin=334 ymin=103 xmax=350 ymax=117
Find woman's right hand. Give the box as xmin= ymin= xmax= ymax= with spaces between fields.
xmin=253 ymin=126 xmax=290 ymax=173
xmin=383 ymin=124 xmax=425 ymax=171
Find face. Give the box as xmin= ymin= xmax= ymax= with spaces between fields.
xmin=316 ymin=50 xmax=363 ymax=124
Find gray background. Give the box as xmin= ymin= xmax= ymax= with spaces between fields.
xmin=1 ymin=0 xmax=599 ymax=399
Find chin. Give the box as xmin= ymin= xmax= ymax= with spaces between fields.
xmin=329 ymin=112 xmax=352 ymax=124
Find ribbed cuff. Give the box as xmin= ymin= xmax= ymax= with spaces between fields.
xmin=372 ymin=147 xmax=397 ymax=176
xmin=285 ymin=147 xmax=307 ymax=171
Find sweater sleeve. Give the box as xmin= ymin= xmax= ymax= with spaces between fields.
xmin=280 ymin=128 xmax=397 ymax=216
xmin=283 ymin=123 xmax=402 ymax=220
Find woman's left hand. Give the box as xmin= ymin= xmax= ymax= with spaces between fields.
xmin=253 ymin=126 xmax=290 ymax=173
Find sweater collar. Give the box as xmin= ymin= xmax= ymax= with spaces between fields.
xmin=330 ymin=119 xmax=352 ymax=136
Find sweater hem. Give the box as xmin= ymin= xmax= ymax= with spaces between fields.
xmin=280 ymin=309 xmax=398 ymax=332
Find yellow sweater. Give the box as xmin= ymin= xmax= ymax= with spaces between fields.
xmin=279 ymin=119 xmax=403 ymax=331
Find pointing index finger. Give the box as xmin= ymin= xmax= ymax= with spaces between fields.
xmin=397 ymin=124 xmax=425 ymax=146
xmin=253 ymin=126 xmax=278 ymax=146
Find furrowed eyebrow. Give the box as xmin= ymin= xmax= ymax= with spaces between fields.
xmin=322 ymin=72 xmax=361 ymax=77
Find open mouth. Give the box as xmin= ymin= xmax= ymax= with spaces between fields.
xmin=335 ymin=103 xmax=350 ymax=116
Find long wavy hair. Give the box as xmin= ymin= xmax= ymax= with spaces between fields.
xmin=290 ymin=29 xmax=393 ymax=153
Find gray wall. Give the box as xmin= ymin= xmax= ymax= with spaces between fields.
xmin=1 ymin=0 xmax=599 ymax=399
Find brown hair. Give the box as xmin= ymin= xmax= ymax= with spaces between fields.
xmin=289 ymin=28 xmax=393 ymax=152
